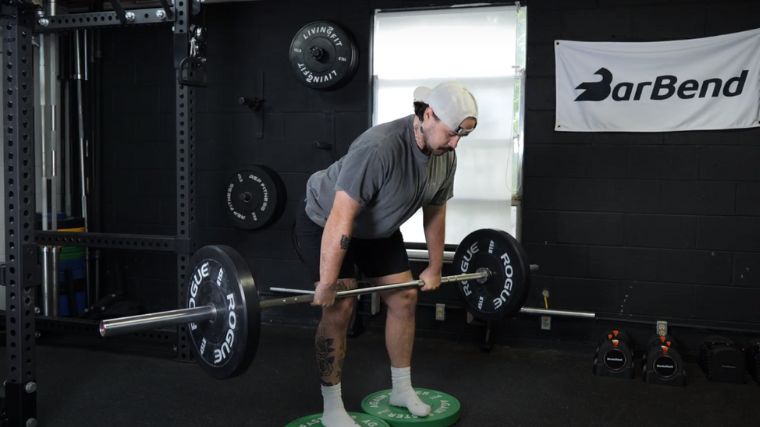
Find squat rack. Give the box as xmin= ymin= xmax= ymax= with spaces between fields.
xmin=2 ymin=0 xmax=203 ymax=424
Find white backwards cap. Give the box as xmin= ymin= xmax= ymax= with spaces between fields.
xmin=414 ymin=82 xmax=478 ymax=134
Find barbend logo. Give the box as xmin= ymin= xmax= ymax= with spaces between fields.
xmin=575 ymin=67 xmax=749 ymax=101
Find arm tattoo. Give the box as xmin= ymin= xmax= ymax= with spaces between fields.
xmin=340 ymin=234 xmax=350 ymax=250
xmin=335 ymin=279 xmax=352 ymax=291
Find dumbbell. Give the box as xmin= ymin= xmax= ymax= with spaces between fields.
xmin=593 ymin=329 xmax=635 ymax=379
xmin=643 ymin=334 xmax=686 ymax=386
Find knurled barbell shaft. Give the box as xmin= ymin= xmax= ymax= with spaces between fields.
xmin=99 ymin=305 xmax=217 ymax=337
xmin=258 ymin=270 xmax=491 ymax=309
xmin=98 ymin=270 xmax=490 ymax=337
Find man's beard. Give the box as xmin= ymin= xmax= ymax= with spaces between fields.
xmin=432 ymin=149 xmax=452 ymax=156
xmin=420 ymin=128 xmax=452 ymax=156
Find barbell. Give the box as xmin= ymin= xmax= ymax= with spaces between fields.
xmin=99 ymin=228 xmax=532 ymax=379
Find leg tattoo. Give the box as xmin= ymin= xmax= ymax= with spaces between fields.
xmin=316 ymin=333 xmax=336 ymax=385
xmin=316 ymin=280 xmax=355 ymax=386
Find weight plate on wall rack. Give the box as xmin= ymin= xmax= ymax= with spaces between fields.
xmin=225 ymin=166 xmax=286 ymax=230
xmin=288 ymin=20 xmax=359 ymax=90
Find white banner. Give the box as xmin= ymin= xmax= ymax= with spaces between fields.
xmin=555 ymin=29 xmax=760 ymax=132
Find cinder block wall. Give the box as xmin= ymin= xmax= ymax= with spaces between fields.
xmin=522 ymin=0 xmax=760 ymax=331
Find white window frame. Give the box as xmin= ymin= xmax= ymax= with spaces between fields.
xmin=371 ymin=4 xmax=527 ymax=259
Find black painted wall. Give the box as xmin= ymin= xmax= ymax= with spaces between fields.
xmin=98 ymin=0 xmax=760 ymax=346
xmin=522 ymin=0 xmax=760 ymax=336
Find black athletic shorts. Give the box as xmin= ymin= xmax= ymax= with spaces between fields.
xmin=294 ymin=202 xmax=410 ymax=282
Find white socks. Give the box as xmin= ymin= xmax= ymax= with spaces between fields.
xmin=321 ymin=383 xmax=359 ymax=427
xmin=320 ymin=369 xmax=430 ymax=425
xmin=389 ymin=366 xmax=431 ymax=417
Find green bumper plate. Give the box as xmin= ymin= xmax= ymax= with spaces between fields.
xmin=361 ymin=388 xmax=461 ymax=427
xmin=285 ymin=412 xmax=391 ymax=427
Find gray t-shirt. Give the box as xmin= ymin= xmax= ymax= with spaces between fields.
xmin=305 ymin=115 xmax=456 ymax=239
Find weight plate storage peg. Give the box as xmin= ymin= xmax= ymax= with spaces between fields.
xmin=361 ymin=388 xmax=461 ymax=427
xmin=225 ymin=166 xmax=286 ymax=230
xmin=453 ymin=229 xmax=530 ymax=320
xmin=289 ymin=20 xmax=359 ymax=90
xmin=187 ymin=245 xmax=260 ymax=379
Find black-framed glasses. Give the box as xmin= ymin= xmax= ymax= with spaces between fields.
xmin=432 ymin=110 xmax=476 ymax=137
xmin=453 ymin=125 xmax=476 ymax=137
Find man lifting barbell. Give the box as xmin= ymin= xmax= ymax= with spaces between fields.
xmin=294 ymin=82 xmax=478 ymax=427
xmin=98 ymin=82 xmax=532 ymax=422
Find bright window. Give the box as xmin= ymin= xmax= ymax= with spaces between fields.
xmin=372 ymin=5 xmax=527 ymax=245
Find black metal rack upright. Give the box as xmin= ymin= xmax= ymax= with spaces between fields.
xmin=171 ymin=0 xmax=198 ymax=365
xmin=3 ymin=5 xmax=40 ymax=426
xmin=2 ymin=0 xmax=198 ymax=424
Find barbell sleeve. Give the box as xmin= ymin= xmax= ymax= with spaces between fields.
xmin=519 ymin=306 xmax=596 ymax=319
xmin=99 ymin=305 xmax=217 ymax=337
xmin=269 ymin=287 xmax=316 ymax=295
xmin=259 ymin=270 xmax=491 ymax=309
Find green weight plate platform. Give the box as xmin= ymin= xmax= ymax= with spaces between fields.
xmin=285 ymin=412 xmax=391 ymax=427
xmin=361 ymin=388 xmax=461 ymax=427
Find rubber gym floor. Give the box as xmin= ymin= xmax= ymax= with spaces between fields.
xmin=3 ymin=322 xmax=759 ymax=427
